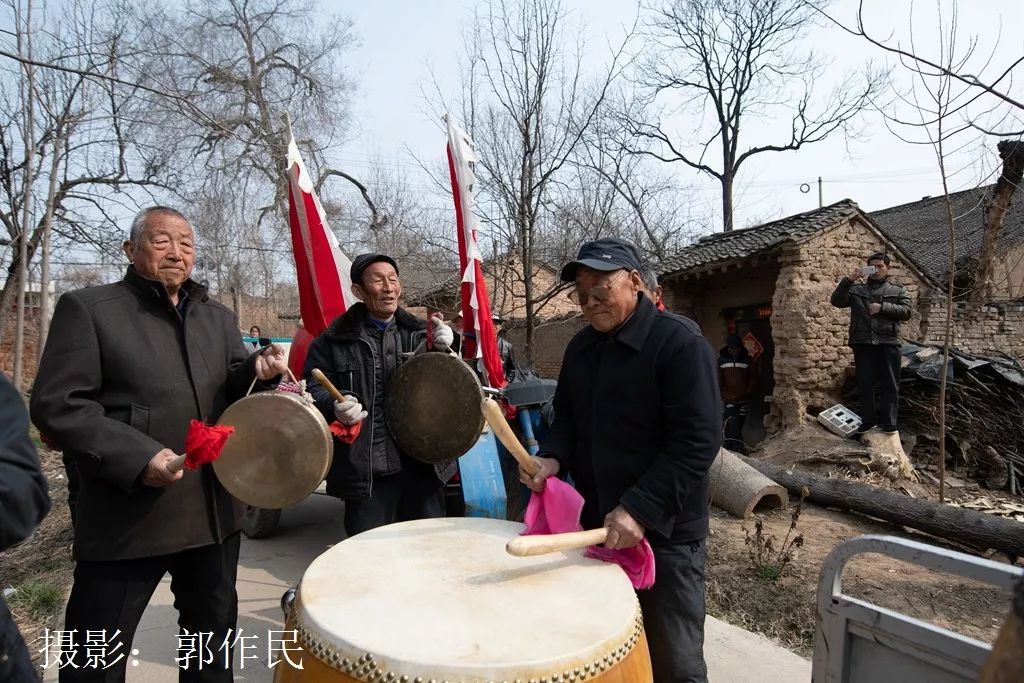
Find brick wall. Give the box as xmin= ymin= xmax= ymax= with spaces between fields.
xmin=0 ymin=307 xmax=42 ymax=386
xmin=768 ymin=218 xmax=927 ymax=431
xmin=506 ymin=315 xmax=587 ymax=378
xmin=919 ymin=300 xmax=1024 ymax=359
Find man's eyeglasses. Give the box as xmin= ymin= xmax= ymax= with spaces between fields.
xmin=569 ymin=270 xmax=627 ymax=305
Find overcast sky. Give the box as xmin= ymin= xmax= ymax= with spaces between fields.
xmin=336 ymin=0 xmax=1022 ymax=231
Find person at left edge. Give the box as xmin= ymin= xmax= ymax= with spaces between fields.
xmin=30 ymin=206 xmax=289 ymax=683
xmin=1 ymin=373 xmax=51 ymax=683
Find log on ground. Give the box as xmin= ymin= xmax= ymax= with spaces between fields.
xmin=741 ymin=456 xmax=1024 ymax=557
xmin=709 ymin=448 xmax=788 ymax=518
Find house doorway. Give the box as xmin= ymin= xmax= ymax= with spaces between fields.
xmin=725 ymin=303 xmax=775 ymax=446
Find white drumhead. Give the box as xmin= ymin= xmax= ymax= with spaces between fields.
xmin=295 ymin=518 xmax=642 ymax=682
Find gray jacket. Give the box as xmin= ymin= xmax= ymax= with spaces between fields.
xmin=830 ymin=277 xmax=913 ymax=346
xmin=303 ymin=303 xmax=457 ymax=500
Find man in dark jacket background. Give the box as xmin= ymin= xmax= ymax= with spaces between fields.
xmin=521 ymin=237 xmax=721 ymax=682
xmin=31 ymin=206 xmax=288 ymax=682
xmin=1 ymin=374 xmax=50 ymax=683
xmin=303 ymin=253 xmax=457 ymax=537
xmin=830 ymin=252 xmax=914 ymax=434
xmin=719 ymin=334 xmax=757 ymax=454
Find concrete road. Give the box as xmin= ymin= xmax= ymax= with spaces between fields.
xmin=44 ymin=494 xmax=810 ymax=682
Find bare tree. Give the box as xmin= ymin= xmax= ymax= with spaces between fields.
xmin=808 ymin=0 xmax=1024 ymax=308
xmin=128 ymin=0 xmax=357 ymax=225
xmin=426 ymin=0 xmax=630 ymax=362
xmin=573 ymin=99 xmax=705 ymax=260
xmin=630 ymin=0 xmax=883 ymax=231
xmin=867 ymin=1 xmax=1024 ymax=499
xmin=808 ymin=0 xmax=1023 ymax=136
xmin=0 ymin=0 xmax=172 ymax=365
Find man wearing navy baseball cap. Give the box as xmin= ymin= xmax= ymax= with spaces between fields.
xmin=526 ymin=236 xmax=721 ymax=682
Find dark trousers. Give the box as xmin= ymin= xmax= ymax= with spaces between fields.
xmin=637 ymin=539 xmax=708 ymax=683
xmin=495 ymin=440 xmax=531 ymax=522
xmin=344 ymin=461 xmax=445 ymax=537
xmin=60 ymin=533 xmax=241 ymax=683
xmin=722 ymin=403 xmax=748 ymax=453
xmin=852 ymin=344 xmax=901 ymax=431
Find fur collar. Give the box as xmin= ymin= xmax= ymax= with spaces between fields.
xmin=324 ymin=302 xmax=426 ymax=341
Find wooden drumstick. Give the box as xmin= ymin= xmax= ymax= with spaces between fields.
xmin=506 ymin=528 xmax=609 ymax=557
xmin=481 ymin=397 xmax=539 ymax=477
xmin=312 ymin=368 xmax=350 ymax=404
xmin=167 ymin=453 xmax=186 ymax=473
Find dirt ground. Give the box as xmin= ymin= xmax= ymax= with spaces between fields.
xmin=3 ymin=440 xmax=1020 ymax=674
xmin=706 ymin=504 xmax=1015 ymax=657
xmin=706 ymin=423 xmax=1023 ymax=657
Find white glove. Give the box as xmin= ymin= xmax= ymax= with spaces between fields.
xmin=431 ymin=318 xmax=454 ymax=350
xmin=333 ymin=398 xmax=367 ymax=426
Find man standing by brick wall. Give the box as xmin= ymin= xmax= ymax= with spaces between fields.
xmin=831 ymin=252 xmax=913 ymax=435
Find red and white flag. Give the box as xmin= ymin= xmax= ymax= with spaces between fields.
xmin=285 ymin=133 xmax=358 ymax=338
xmin=446 ymin=115 xmax=506 ymax=389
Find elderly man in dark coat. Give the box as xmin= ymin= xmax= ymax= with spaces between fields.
xmin=1 ymin=374 xmax=51 ymax=683
xmin=31 ymin=206 xmax=288 ymax=682
xmin=303 ymin=253 xmax=457 ymax=537
xmin=522 ymin=237 xmax=721 ymax=682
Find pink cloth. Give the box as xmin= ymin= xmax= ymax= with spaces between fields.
xmin=522 ymin=477 xmax=584 ymax=535
xmin=586 ymin=541 xmax=656 ymax=589
xmin=520 ymin=478 xmax=656 ymax=589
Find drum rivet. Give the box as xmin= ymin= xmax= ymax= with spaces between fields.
xmin=386 ymin=673 xmax=396 ymax=681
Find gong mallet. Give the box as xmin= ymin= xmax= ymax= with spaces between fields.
xmin=479 ymin=398 xmax=613 ymax=557
xmin=312 ymin=368 xmax=355 ymax=405
xmin=480 ymin=397 xmax=539 ymax=478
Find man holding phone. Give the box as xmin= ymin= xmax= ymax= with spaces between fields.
xmin=831 ymin=252 xmax=913 ymax=435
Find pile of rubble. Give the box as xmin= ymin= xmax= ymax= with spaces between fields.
xmin=886 ymin=342 xmax=1024 ymax=493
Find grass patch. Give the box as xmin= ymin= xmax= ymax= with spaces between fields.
xmin=10 ymin=579 xmax=64 ymax=619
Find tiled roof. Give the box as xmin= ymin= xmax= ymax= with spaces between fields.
xmin=658 ymin=200 xmax=862 ymax=277
xmin=869 ymin=185 xmax=1024 ymax=284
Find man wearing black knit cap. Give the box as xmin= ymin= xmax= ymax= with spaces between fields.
xmin=303 ymin=253 xmax=458 ymax=536
xmin=521 ymin=237 xmax=721 ymax=682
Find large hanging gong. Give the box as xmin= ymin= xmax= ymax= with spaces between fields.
xmin=385 ymin=353 xmax=485 ymax=464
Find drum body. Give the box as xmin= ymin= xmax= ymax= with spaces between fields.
xmin=212 ymin=391 xmax=332 ymax=509
xmin=274 ymin=518 xmax=652 ymax=683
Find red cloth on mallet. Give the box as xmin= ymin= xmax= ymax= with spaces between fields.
xmin=520 ymin=477 xmax=656 ymax=589
xmin=329 ymin=420 xmax=362 ymax=444
xmin=184 ymin=420 xmax=235 ymax=470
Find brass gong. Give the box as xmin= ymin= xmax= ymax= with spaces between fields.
xmin=385 ymin=353 xmax=486 ymax=464
xmin=212 ymin=391 xmax=332 ymax=509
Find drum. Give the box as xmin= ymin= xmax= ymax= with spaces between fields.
xmin=212 ymin=388 xmax=332 ymax=509
xmin=274 ymin=518 xmax=652 ymax=683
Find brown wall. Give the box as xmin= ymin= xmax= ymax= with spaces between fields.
xmin=992 ymin=242 xmax=1024 ymax=300
xmin=0 ymin=307 xmax=42 ymax=387
xmin=919 ymin=300 xmax=1024 ymax=360
xmin=768 ymin=218 xmax=927 ymax=431
xmin=506 ymin=316 xmax=587 ymax=379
